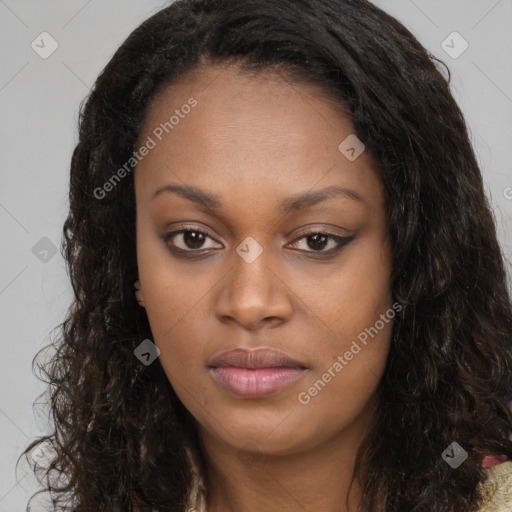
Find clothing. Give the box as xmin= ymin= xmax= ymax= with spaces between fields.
xmin=476 ymin=458 xmax=512 ymax=512
xmin=183 ymin=447 xmax=512 ymax=512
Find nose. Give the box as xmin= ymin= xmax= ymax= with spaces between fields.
xmin=214 ymin=248 xmax=293 ymax=331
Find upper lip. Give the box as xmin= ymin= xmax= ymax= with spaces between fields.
xmin=208 ymin=347 xmax=307 ymax=369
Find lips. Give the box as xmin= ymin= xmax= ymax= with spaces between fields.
xmin=210 ymin=367 xmax=305 ymax=398
xmin=208 ymin=347 xmax=306 ymax=370
xmin=208 ymin=347 xmax=308 ymax=398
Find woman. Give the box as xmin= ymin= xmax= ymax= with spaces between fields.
xmin=23 ymin=0 xmax=512 ymax=511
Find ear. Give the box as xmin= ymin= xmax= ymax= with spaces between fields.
xmin=134 ymin=279 xmax=145 ymax=307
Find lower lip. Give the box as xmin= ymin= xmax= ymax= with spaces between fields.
xmin=209 ymin=366 xmax=306 ymax=398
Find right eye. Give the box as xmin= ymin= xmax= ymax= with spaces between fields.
xmin=162 ymin=226 xmax=223 ymax=254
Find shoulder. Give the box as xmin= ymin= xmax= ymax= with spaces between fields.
xmin=476 ymin=459 xmax=512 ymax=512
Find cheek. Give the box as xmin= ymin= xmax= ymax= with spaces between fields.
xmin=292 ymin=232 xmax=393 ymax=407
xmin=136 ymin=221 xmax=212 ymax=339
xmin=294 ymin=230 xmax=392 ymax=345
xmin=295 ymin=300 xmax=393 ymax=441
xmin=136 ymin=222 xmax=202 ymax=383
xmin=302 ymin=325 xmax=391 ymax=431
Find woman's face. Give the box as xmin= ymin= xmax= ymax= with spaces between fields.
xmin=134 ymin=64 xmax=393 ymax=456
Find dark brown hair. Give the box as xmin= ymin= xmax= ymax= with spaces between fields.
xmin=22 ymin=0 xmax=512 ymax=510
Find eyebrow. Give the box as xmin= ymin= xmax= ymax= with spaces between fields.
xmin=152 ymin=184 xmax=364 ymax=214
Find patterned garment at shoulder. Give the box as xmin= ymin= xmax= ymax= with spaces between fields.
xmin=477 ymin=456 xmax=512 ymax=512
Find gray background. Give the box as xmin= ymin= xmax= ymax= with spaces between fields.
xmin=0 ymin=1 xmax=511 ymax=510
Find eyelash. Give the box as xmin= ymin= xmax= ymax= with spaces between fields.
xmin=162 ymin=225 xmax=354 ymax=258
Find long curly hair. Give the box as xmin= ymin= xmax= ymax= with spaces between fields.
xmin=21 ymin=0 xmax=512 ymax=510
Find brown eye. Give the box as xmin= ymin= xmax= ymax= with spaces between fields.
xmin=304 ymin=233 xmax=330 ymax=251
xmin=163 ymin=227 xmax=222 ymax=252
xmin=288 ymin=230 xmax=354 ymax=255
xmin=181 ymin=230 xmax=207 ymax=250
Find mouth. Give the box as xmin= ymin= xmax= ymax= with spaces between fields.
xmin=208 ymin=347 xmax=308 ymax=398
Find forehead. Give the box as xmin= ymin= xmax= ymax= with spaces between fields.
xmin=134 ymin=64 xmax=383 ymax=213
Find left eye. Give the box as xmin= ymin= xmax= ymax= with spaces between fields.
xmin=288 ymin=231 xmax=352 ymax=253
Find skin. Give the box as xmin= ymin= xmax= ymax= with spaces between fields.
xmin=134 ymin=63 xmax=393 ymax=512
